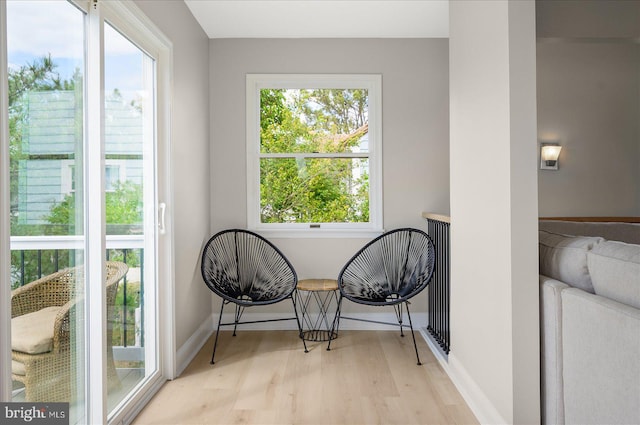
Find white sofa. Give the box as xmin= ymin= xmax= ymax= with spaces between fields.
xmin=538 ymin=221 xmax=640 ymax=425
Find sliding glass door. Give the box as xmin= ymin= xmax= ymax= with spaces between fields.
xmin=103 ymin=19 xmax=158 ymax=415
xmin=2 ymin=1 xmax=170 ymax=423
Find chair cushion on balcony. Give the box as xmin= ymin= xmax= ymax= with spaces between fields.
xmin=11 ymin=306 xmax=60 ymax=354
xmin=12 ymin=360 xmax=25 ymax=376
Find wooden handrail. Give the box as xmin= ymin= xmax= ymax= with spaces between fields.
xmin=539 ymin=217 xmax=640 ymax=223
xmin=423 ymin=214 xmax=639 ymax=224
xmin=422 ymin=212 xmax=451 ymax=223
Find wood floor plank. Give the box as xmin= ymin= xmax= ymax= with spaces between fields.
xmin=133 ymin=330 xmax=479 ymax=425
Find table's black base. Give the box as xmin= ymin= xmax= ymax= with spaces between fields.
xmin=295 ymin=281 xmax=339 ymax=344
xmin=301 ymin=329 xmax=338 ymax=342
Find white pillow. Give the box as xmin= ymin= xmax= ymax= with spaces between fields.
xmin=11 ymin=306 xmax=60 ymax=354
xmin=588 ymin=240 xmax=640 ymax=309
xmin=539 ymin=230 xmax=602 ymax=293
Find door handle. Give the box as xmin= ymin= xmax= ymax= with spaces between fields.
xmin=158 ymin=202 xmax=166 ymax=234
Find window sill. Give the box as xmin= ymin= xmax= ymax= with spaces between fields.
xmin=249 ymin=228 xmax=385 ymax=239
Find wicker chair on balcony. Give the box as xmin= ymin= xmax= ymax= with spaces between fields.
xmin=11 ymin=261 xmax=128 ymax=402
xmin=201 ymin=229 xmax=307 ymax=364
xmin=327 ymin=228 xmax=436 ymax=365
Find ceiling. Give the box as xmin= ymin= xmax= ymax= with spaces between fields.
xmin=183 ymin=1 xmax=449 ymax=39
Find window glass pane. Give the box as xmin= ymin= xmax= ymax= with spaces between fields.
xmin=104 ymin=21 xmax=155 ymax=413
xmin=260 ymin=89 xmax=369 ymax=154
xmin=260 ymin=158 xmax=369 ymax=223
xmin=105 ymin=164 xmax=120 ymax=191
xmin=7 ymin=0 xmax=86 ymax=419
xmin=104 ymin=24 xmax=144 ymax=237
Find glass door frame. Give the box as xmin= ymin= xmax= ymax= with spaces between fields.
xmin=0 ymin=1 xmax=175 ymax=423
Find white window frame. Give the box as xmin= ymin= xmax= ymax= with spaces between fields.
xmin=61 ymin=161 xmax=76 ymax=194
xmin=61 ymin=159 xmax=126 ymax=194
xmin=246 ymin=74 xmax=383 ymax=238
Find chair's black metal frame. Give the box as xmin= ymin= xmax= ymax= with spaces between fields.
xmin=326 ymin=228 xmax=436 ymax=365
xmin=201 ymin=229 xmax=307 ymax=363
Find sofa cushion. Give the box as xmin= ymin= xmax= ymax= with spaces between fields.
xmin=588 ymin=240 xmax=640 ymax=310
xmin=539 ymin=275 xmax=570 ymax=425
xmin=11 ymin=306 xmax=60 ymax=354
xmin=561 ymin=288 xmax=640 ymax=425
xmin=539 ymin=230 xmax=602 ymax=293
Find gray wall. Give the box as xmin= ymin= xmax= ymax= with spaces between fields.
xmin=210 ymin=38 xmax=449 ymax=314
xmin=536 ymin=0 xmax=640 ymax=216
xmin=133 ymin=0 xmax=211 ymax=350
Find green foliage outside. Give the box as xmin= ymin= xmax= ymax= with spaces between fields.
xmin=46 ymin=180 xmax=143 ymax=236
xmin=112 ymin=281 xmax=141 ymax=347
xmin=259 ymin=88 xmax=370 ymax=224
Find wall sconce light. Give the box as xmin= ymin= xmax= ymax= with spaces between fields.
xmin=540 ymin=143 xmax=562 ymax=170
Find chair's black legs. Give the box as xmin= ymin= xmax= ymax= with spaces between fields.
xmin=211 ymin=301 xmax=226 ymax=364
xmin=233 ymin=304 xmax=243 ymax=336
xmin=405 ymin=302 xmax=422 ymax=365
xmin=327 ymin=294 xmax=343 ymax=351
xmin=394 ymin=303 xmax=405 ymax=337
xmin=291 ymin=295 xmax=308 ymax=353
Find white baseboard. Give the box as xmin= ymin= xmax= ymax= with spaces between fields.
xmin=418 ymin=327 xmax=507 ymax=425
xmin=446 ymin=354 xmax=507 ymax=425
xmin=176 ymin=313 xmax=215 ymax=376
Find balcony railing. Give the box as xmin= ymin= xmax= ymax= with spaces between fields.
xmin=10 ymin=235 xmax=144 ymax=350
xmin=423 ymin=213 xmax=451 ymax=356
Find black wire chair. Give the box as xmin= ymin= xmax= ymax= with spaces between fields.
xmin=201 ymin=229 xmax=306 ymax=363
xmin=327 ymin=228 xmax=436 ymax=365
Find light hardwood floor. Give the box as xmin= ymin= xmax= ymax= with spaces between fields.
xmin=133 ymin=330 xmax=478 ymax=425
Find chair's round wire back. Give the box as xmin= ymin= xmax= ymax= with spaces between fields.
xmin=338 ymin=228 xmax=436 ymax=306
xmin=201 ymin=229 xmax=298 ymax=306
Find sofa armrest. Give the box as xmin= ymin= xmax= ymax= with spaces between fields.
xmin=562 ymin=288 xmax=640 ymax=425
xmin=540 ymin=275 xmax=570 ymax=425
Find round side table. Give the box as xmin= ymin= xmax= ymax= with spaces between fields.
xmin=296 ymin=279 xmax=339 ymax=342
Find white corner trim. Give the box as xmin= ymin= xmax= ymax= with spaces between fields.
xmin=176 ymin=313 xmax=215 ymax=377
xmin=419 ymin=328 xmax=507 ymax=425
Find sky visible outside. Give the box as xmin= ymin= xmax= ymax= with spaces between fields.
xmin=7 ymin=0 xmax=146 ymax=99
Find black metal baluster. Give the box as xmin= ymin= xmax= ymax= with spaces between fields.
xmin=20 ymin=251 xmax=25 ymax=287
xmin=37 ymin=250 xmax=42 ymax=279
xmin=445 ymin=221 xmax=450 ymax=353
xmin=140 ymin=249 xmax=144 ymax=348
xmin=425 ymin=217 xmax=451 ymax=355
xmin=123 ymin=249 xmax=128 ymax=347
